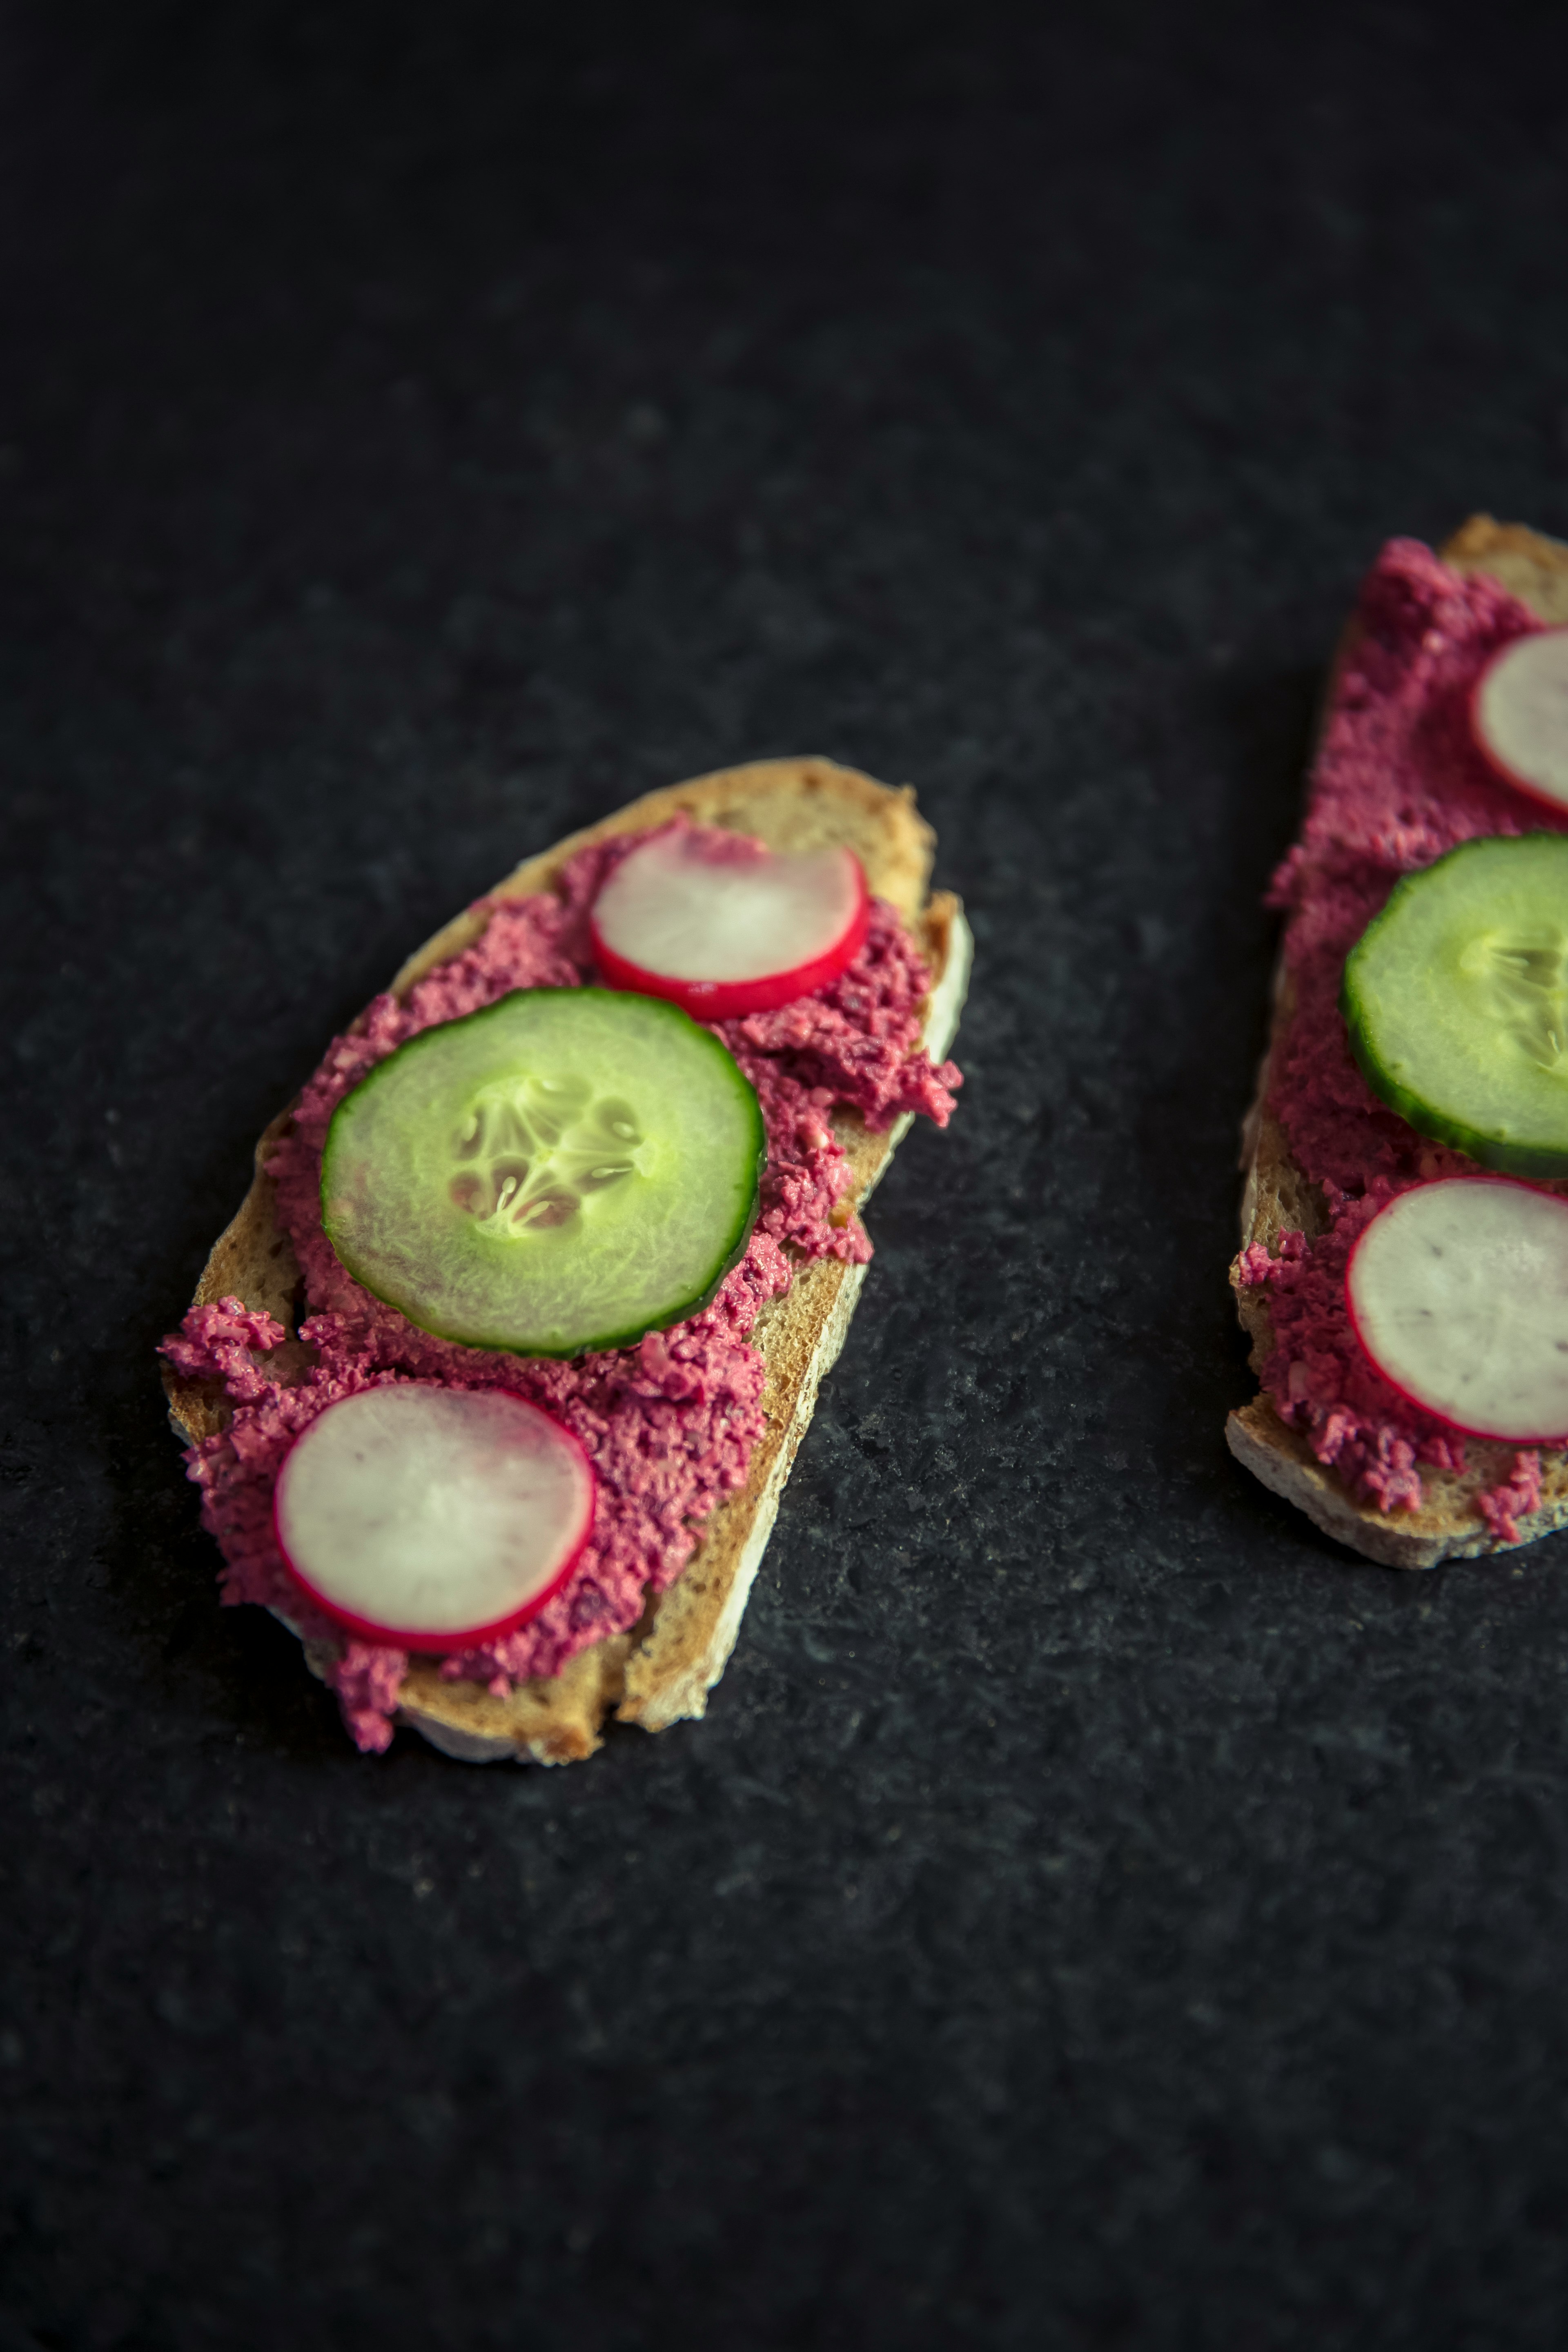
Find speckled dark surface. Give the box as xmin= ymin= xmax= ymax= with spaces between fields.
xmin=7 ymin=5 xmax=1568 ymax=2346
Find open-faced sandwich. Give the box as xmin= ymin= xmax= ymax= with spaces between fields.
xmin=161 ymin=758 xmax=969 ymax=1758
xmin=1230 ymin=517 xmax=1568 ymax=1566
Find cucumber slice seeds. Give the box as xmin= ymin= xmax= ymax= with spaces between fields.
xmin=321 ymin=989 xmax=765 ymax=1357
xmin=1342 ymin=833 xmax=1568 ymax=1176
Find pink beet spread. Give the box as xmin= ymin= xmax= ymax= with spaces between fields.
xmin=1236 ymin=538 xmax=1563 ymax=1531
xmin=161 ymin=822 xmax=961 ymax=1750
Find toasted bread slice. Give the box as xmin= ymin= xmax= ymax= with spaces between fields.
xmin=1227 ymin=519 xmax=1568 ymax=1567
xmin=165 ymin=757 xmax=971 ymax=1758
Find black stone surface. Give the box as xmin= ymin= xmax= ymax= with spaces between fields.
xmin=7 ymin=4 xmax=1568 ymax=2345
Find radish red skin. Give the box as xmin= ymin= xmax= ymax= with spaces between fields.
xmin=272 ymin=1394 xmax=597 ymax=1653
xmin=1344 ymin=1175 xmax=1568 ymax=1447
xmin=1469 ymin=627 xmax=1568 ymax=815
xmin=589 ymin=838 xmax=870 ymax=1018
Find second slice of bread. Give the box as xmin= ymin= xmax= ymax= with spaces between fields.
xmin=165 ymin=757 xmax=971 ymax=1757
xmin=1227 ymin=520 xmax=1568 ymax=1567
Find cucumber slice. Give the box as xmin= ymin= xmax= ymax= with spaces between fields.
xmin=1342 ymin=834 xmax=1568 ymax=1177
xmin=321 ymin=989 xmax=765 ymax=1357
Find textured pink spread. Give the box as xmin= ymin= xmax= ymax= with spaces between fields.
xmin=1237 ymin=538 xmax=1563 ymax=1526
xmin=161 ymin=822 xmax=961 ymax=1750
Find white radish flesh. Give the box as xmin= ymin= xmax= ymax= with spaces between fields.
xmin=1346 ymin=1177 xmax=1568 ymax=1442
xmin=1472 ymin=628 xmax=1568 ymax=813
xmin=274 ymin=1385 xmax=595 ymax=1650
xmin=590 ymin=829 xmax=868 ymax=1017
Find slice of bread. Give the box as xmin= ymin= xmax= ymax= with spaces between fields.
xmin=165 ymin=757 xmax=972 ymax=1759
xmin=1227 ymin=519 xmax=1568 ymax=1567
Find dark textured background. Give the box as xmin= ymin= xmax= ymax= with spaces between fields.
xmin=6 ymin=3 xmax=1568 ymax=2345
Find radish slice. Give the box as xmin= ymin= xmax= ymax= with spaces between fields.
xmin=1345 ymin=1177 xmax=1568 ymax=1443
xmin=274 ymin=1385 xmax=595 ymax=1652
xmin=1471 ymin=628 xmax=1568 ymax=812
xmin=590 ymin=828 xmax=869 ymax=1018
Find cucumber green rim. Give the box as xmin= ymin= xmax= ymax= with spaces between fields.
xmin=1341 ymin=833 xmax=1568 ymax=1180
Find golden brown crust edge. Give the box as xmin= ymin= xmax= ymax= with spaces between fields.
xmin=164 ymin=757 xmax=970 ymax=1760
xmin=1226 ymin=518 xmax=1568 ymax=1567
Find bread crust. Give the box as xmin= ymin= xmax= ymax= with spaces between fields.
xmin=1227 ymin=520 xmax=1568 ymax=1566
xmin=165 ymin=757 xmax=971 ymax=1759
